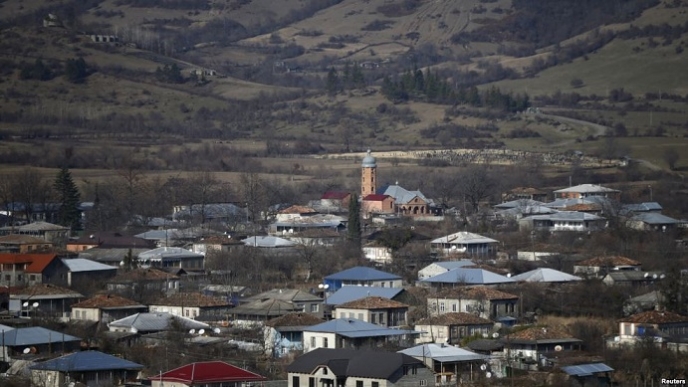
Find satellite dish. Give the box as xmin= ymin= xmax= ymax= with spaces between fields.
xmin=652 ymin=274 xmax=658 ymax=279
xmin=22 ymin=348 xmax=30 ymax=354
xmin=213 ymin=328 xmax=221 ymax=334
xmin=119 ymin=261 xmax=125 ymax=266
xmin=492 ymin=332 xmax=499 ymax=338
xmin=480 ymin=364 xmax=487 ymax=371
xmin=507 ymin=273 xmax=512 ymax=278
xmin=482 ymin=333 xmax=488 ymax=338
xmin=198 ymin=329 xmax=205 ymax=335
xmin=554 ymin=345 xmax=563 ymax=352
xmin=129 ymin=327 xmax=138 ymax=334
xmin=660 ymin=274 xmax=666 ymax=279
xmin=22 ymin=302 xmax=29 ymax=307
xmin=189 ymin=329 xmax=196 ymax=334
xmin=485 ymin=372 xmax=492 ymax=379
xmin=32 ymin=302 xmax=39 ymax=308
xmin=644 ymin=272 xmax=650 ymax=278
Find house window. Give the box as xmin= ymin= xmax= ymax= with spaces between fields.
xmin=292 ymin=376 xmax=300 ymax=387
xmin=310 ymin=337 xmax=316 ymax=348
xmin=310 ymin=304 xmax=319 ymax=313
xmin=371 ymin=314 xmax=376 ymax=324
xmin=452 ymin=304 xmax=457 ymax=312
xmin=440 ymin=302 xmax=445 ymax=312
xmin=372 ymin=383 xmax=379 ymax=387
xmin=17 ymin=275 xmax=22 ymax=281
xmin=379 ymin=313 xmax=384 ymax=324
xmin=309 ymin=377 xmax=315 ymax=387
xmin=4 ymin=275 xmax=9 ymax=281
xmin=420 ymin=381 xmax=427 ymax=386
xmin=358 ymin=313 xmax=363 ymax=320
xmin=323 ymin=337 xmax=329 ymax=348
xmin=403 ymin=366 xmax=409 ymax=375
xmin=297 ymin=304 xmax=305 ymax=311
xmin=412 ymin=366 xmax=417 ymax=375
xmin=356 ymin=381 xmax=363 ymax=387
xmin=29 ymin=274 xmax=35 ymax=281
xmin=322 ymin=367 xmax=328 ymax=375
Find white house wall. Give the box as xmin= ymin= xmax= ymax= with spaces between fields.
xmin=302 ymin=331 xmax=337 ymax=352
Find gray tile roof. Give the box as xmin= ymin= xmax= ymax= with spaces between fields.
xmin=631 ymin=212 xmax=680 ymax=225
xmin=511 ymin=268 xmax=582 ymax=283
xmin=527 ymin=211 xmax=604 ymax=222
xmin=61 ymin=258 xmax=118 ymax=273
xmin=108 ymin=312 xmax=209 ymax=333
xmin=431 ymin=232 xmax=498 ymax=245
xmin=287 ymin=348 xmax=422 ymax=379
xmin=561 ymin=363 xmax=613 ymax=377
xmin=325 ymin=266 xmax=401 ymax=281
xmin=243 ymin=236 xmax=297 ymax=248
xmin=30 ymin=350 xmax=143 ymax=372
xmin=138 ymin=247 xmax=203 ymax=261
xmin=304 ymin=318 xmax=418 ymax=338
xmin=3 ymin=327 xmax=81 ymax=346
xmin=420 ymin=268 xmax=514 ymax=285
xmin=380 ymin=185 xmax=433 ymax=205
xmin=494 ymin=199 xmax=545 ymax=209
xmin=553 ymin=184 xmax=619 ymax=193
xmin=399 ymin=344 xmax=488 ymax=362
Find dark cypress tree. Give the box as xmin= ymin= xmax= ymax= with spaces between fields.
xmin=347 ymin=193 xmax=361 ymax=245
xmin=54 ymin=166 xmax=82 ymax=231
xmin=326 ymin=67 xmax=340 ymax=96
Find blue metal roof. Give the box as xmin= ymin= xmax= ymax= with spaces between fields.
xmin=30 ymin=351 xmax=143 ymax=372
xmin=305 ymin=318 xmax=418 ymax=338
xmin=561 ymin=363 xmax=613 ymax=377
xmin=2 ymin=327 xmax=81 ymax=347
xmin=325 ymin=266 xmax=401 ymax=281
xmin=326 ymin=286 xmax=404 ymax=306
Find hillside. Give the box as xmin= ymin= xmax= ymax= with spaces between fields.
xmin=0 ymin=0 xmax=687 ymax=173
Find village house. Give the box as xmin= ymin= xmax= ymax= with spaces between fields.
xmin=0 ymin=253 xmax=61 ymax=287
xmin=628 ymin=212 xmax=682 ymax=232
xmin=319 ymin=191 xmax=352 ymax=209
xmin=108 ymin=312 xmax=209 ymax=334
xmin=149 ymin=292 xmax=232 ymax=320
xmin=0 ymin=222 xmax=70 ymax=245
xmin=31 ymin=350 xmax=143 ymax=387
xmin=302 ymin=318 xmax=419 ymax=352
xmin=573 ymin=256 xmax=642 ymax=278
xmin=70 ymin=293 xmax=147 ymax=323
xmin=427 ymin=287 xmax=519 ymax=321
xmin=602 ymin=270 xmax=664 ymax=287
xmin=419 ymin=268 xmax=514 ymax=289
xmin=230 ymin=298 xmax=303 ymax=326
xmin=417 ymin=261 xmax=474 ymax=280
xmin=287 ymin=348 xmax=436 ymax=387
xmin=66 ymin=232 xmax=155 ymax=252
xmin=59 ymin=258 xmax=118 ymax=288
xmin=611 ymin=310 xmax=688 ymax=351
xmin=429 ymin=232 xmax=499 ymax=257
xmin=334 ymin=296 xmax=409 ymax=327
xmin=10 ymin=283 xmax=84 ymax=318
xmin=414 ymin=312 xmax=494 ymax=345
xmin=503 ymin=326 xmax=583 ymax=370
xmin=137 ymin=247 xmax=205 ymax=270
xmin=361 ymin=194 xmax=395 ymax=217
xmin=518 ymin=211 xmax=606 ymax=232
xmin=1 ymin=326 xmax=81 ymax=360
xmin=553 ymin=184 xmax=621 ymax=200
xmin=324 ymin=266 xmax=403 ymax=291
xmin=151 ymin=361 xmax=266 ymax=387
xmin=399 ymin=344 xmax=488 ymax=385
xmin=0 ymin=235 xmax=53 ymax=253
xmin=264 ymin=312 xmax=324 ymax=357
xmin=502 ymin=187 xmax=549 ymax=202
xmin=106 ymin=267 xmax=180 ymax=296
xmin=191 ymin=235 xmax=244 ymax=255
xmin=244 ymin=289 xmax=324 ymax=318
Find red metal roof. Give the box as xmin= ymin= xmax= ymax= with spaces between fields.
xmin=152 ymin=361 xmax=266 ymax=384
xmin=363 ymin=194 xmax=389 ymax=201
xmin=0 ymin=253 xmax=58 ymax=273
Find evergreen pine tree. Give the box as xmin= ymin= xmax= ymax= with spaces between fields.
xmin=54 ymin=166 xmax=82 ymax=231
xmin=326 ymin=67 xmax=340 ymax=96
xmin=342 ymin=62 xmax=351 ymax=89
xmin=347 ymin=193 xmax=361 ymax=245
xmin=351 ymin=64 xmax=365 ymax=89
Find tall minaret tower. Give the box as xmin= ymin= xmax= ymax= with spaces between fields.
xmin=361 ymin=149 xmax=377 ymax=197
